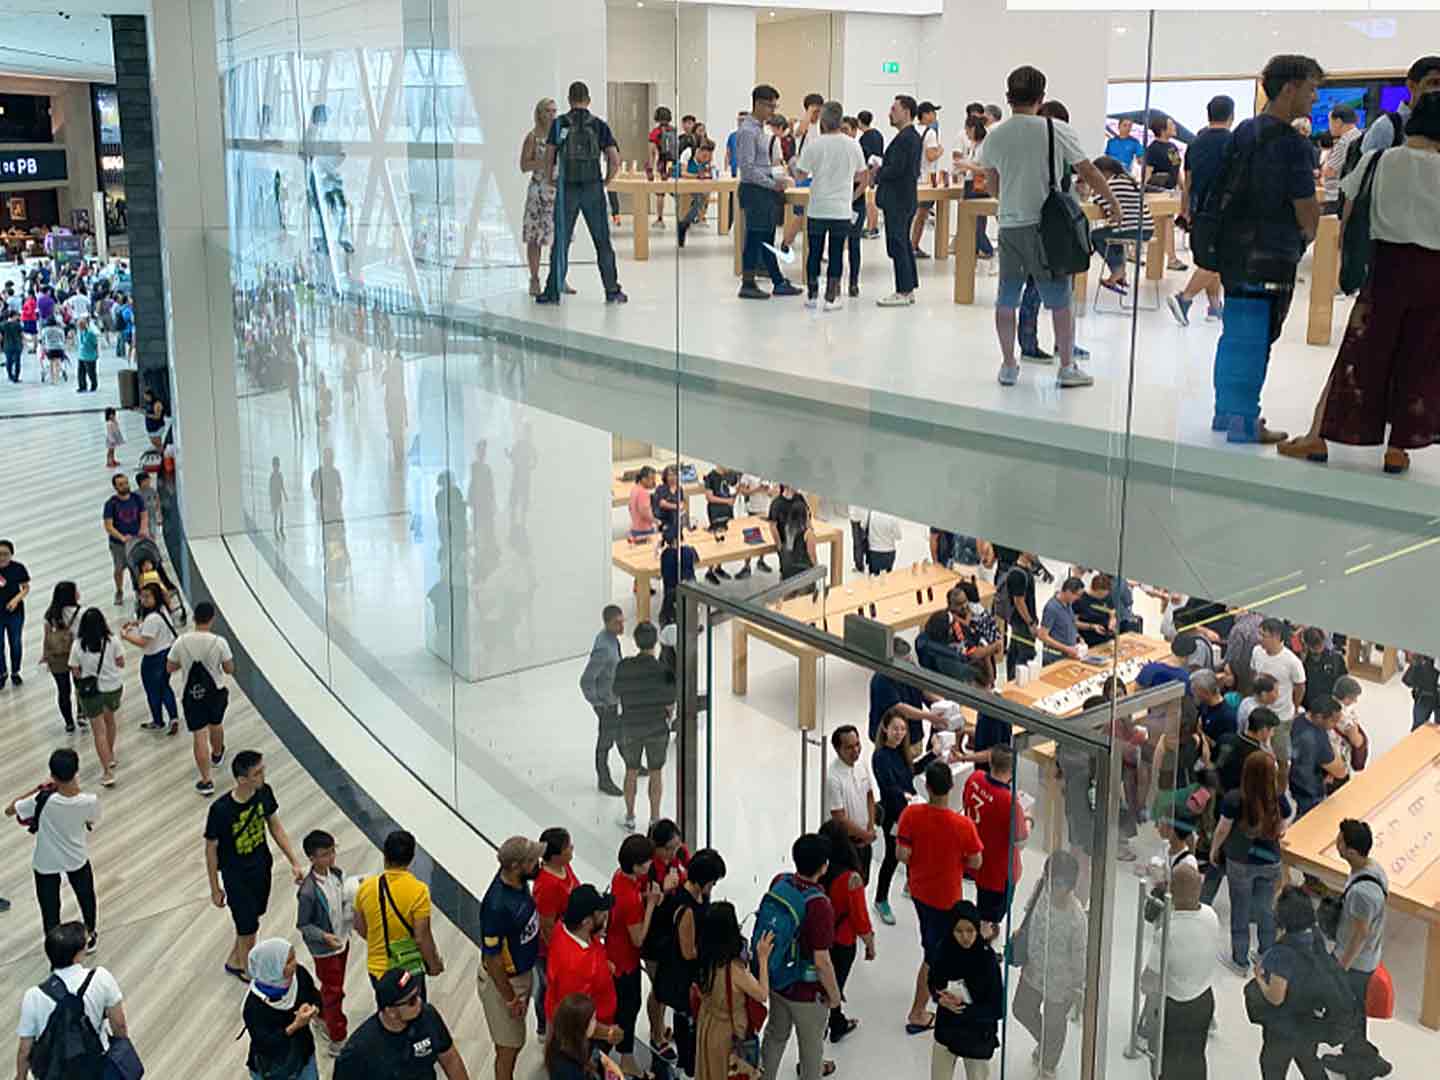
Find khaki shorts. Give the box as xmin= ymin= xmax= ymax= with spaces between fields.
xmin=477 ymin=966 xmax=533 ymax=1049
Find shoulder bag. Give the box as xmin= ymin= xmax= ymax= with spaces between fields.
xmin=75 ymin=638 xmax=108 ymax=698
xmin=688 ymin=963 xmax=763 ymax=1079
xmin=1339 ymin=149 xmax=1385 ymax=295
xmin=378 ymin=875 xmax=427 ymax=975
xmin=1038 ymin=117 xmax=1091 ymax=276
xmin=1004 ymin=883 xmax=1045 ymax=968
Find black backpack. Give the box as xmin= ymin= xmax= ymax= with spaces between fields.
xmin=30 ymin=970 xmax=106 ymax=1080
xmin=181 ymin=639 xmax=229 ymax=720
xmin=1038 ymin=117 xmax=1091 ymax=275
xmin=560 ymin=112 xmax=603 ymax=185
xmin=1192 ymin=119 xmax=1293 ymax=280
xmin=1285 ymin=937 xmax=1363 ymax=1046
xmin=1339 ymin=149 xmax=1385 ymax=295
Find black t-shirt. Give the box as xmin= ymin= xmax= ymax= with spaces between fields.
xmin=204 ymin=784 xmax=279 ymax=877
xmin=243 ymin=965 xmax=321 ymax=1073
xmin=768 ymin=492 xmax=806 ymax=528
xmin=859 ymin=128 xmax=883 ymax=164
xmin=1 ymin=319 xmax=21 ymax=351
xmin=1229 ymin=115 xmax=1316 ymax=268
xmin=0 ymin=559 xmax=31 ymax=614
xmin=1144 ymin=139 xmax=1181 ymax=188
xmin=614 ymin=654 xmax=675 ymax=737
xmin=1004 ymin=566 xmax=1036 ymax=639
xmin=1072 ymin=591 xmax=1114 ymax=648
xmin=1185 ymin=127 xmax=1232 ymax=215
xmin=334 ymin=1004 xmax=455 ymax=1080
xmin=704 ymin=470 xmax=735 ymax=527
xmin=651 ymin=483 xmax=683 ymax=532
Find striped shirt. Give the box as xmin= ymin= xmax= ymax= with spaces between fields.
xmin=1094 ymin=172 xmax=1153 ymax=233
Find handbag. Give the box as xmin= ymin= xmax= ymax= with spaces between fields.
xmin=1339 ymin=149 xmax=1385 ymax=295
xmin=1004 ymin=888 xmax=1042 ymax=968
xmin=75 ymin=638 xmax=107 ymax=698
xmin=103 ymin=1035 xmax=145 ymax=1080
xmin=1365 ymin=963 xmax=1395 ymax=1020
xmin=379 ymin=874 xmax=426 ymax=975
xmin=726 ymin=965 xmax=763 ymax=1073
xmin=1037 ymin=117 xmax=1091 ymax=276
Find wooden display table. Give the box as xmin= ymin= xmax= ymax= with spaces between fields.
xmin=733 ymin=184 xmax=966 ymax=277
xmin=1282 ymin=723 xmax=1440 ymax=1029
xmin=612 ymin=514 xmax=844 ymax=623
xmin=608 ymin=176 xmax=739 ymax=261
xmin=1002 ymin=634 xmax=1177 ymax=851
xmin=731 ymin=563 xmax=988 ymax=731
xmin=1306 ymin=214 xmax=1342 ymax=346
xmin=1345 ymin=638 xmax=1400 ymax=684
xmin=610 ymin=457 xmax=706 ymax=509
xmin=952 ymin=193 xmax=1182 ymax=306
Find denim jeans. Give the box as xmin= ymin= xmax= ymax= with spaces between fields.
xmin=545 ymin=181 xmax=621 ymax=299
xmin=0 ymin=608 xmax=22 ymax=678
xmin=1226 ymin=859 xmax=1280 ymax=965
xmin=1213 ymin=279 xmax=1295 ymax=422
xmin=140 ymin=648 xmax=179 ymax=725
xmin=1414 ymin=698 xmax=1438 ymax=729
xmin=806 ymin=218 xmax=850 ymax=292
xmin=1018 ymin=278 xmax=1041 ymax=353
xmin=3 ymin=346 xmax=19 ymax=381
xmin=680 ymin=193 xmax=706 ymax=227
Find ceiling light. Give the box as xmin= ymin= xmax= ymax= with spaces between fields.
xmin=1114 ymin=25 xmax=1127 ymax=33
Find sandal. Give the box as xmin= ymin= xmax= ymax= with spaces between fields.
xmin=904 ymin=1014 xmax=936 ymax=1035
xmin=1276 ymin=435 xmax=1328 ymax=464
xmin=224 ymin=963 xmax=251 ymax=983
xmin=1383 ymin=448 xmax=1411 ymax=475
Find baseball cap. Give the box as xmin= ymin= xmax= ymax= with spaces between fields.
xmin=565 ymin=883 xmax=615 ymax=924
xmin=375 ymin=967 xmax=425 ymax=1008
xmin=917 ymin=101 xmax=941 ymax=116
xmin=497 ymin=836 xmax=545 ymax=869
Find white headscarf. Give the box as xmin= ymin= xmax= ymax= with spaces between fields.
xmin=247 ymin=938 xmax=298 ymax=1011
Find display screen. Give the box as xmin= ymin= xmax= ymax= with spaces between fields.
xmin=1379 ymin=84 xmax=1410 ymax=114
xmin=1311 ymin=85 xmax=1367 ymax=133
xmin=0 ymin=149 xmax=68 ymax=183
xmin=1106 ymin=78 xmax=1257 ymax=143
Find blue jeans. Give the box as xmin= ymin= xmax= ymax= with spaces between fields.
xmin=3 ymin=346 xmax=19 ymax=381
xmin=1018 ymin=278 xmax=1042 ymax=353
xmin=1226 ymin=859 xmax=1280 ymax=965
xmin=1213 ymin=280 xmax=1294 ymax=423
xmin=1414 ymin=698 xmax=1438 ymax=729
xmin=0 ymin=608 xmax=22 ymax=678
xmin=250 ymin=1057 xmax=318 ymax=1080
xmin=545 ymin=181 xmax=621 ymax=299
xmin=680 ymin=194 xmax=705 ymax=227
xmin=140 ymin=649 xmax=178 ymax=725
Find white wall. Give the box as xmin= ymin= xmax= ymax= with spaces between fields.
xmin=608 ymin=5 xmax=678 ymax=118
xmin=677 ymin=6 xmax=709 ymax=121
xmin=1108 ymin=11 xmax=1440 ymax=81
xmin=755 ymin=13 xmax=839 ymax=123
xmin=839 ymin=12 xmax=920 ymax=119
xmin=704 ymin=5 xmax=757 ymax=134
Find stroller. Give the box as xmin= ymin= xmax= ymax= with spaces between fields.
xmin=125 ymin=536 xmax=189 ymax=627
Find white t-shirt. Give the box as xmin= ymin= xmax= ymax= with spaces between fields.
xmin=865 ymin=511 xmax=902 ymax=554
xmin=138 ymin=610 xmax=177 ymax=656
xmin=1154 ymin=905 xmax=1219 ymax=1003
xmin=1251 ymin=645 xmax=1306 ymax=725
xmin=978 ymin=114 xmax=1088 ymax=229
xmin=13 ymin=790 xmax=100 ymax=874
xmin=797 ymin=133 xmax=866 ymax=220
xmin=167 ymin=630 xmax=234 ymax=686
xmin=825 ymin=758 xmax=873 ymax=831
xmin=741 ymin=475 xmax=773 ymax=517
xmin=17 ymin=965 xmax=122 ymax=1050
xmin=1341 ymin=146 xmax=1440 ymax=251
xmin=64 ymin=293 xmax=91 ymax=321
xmin=69 ymin=638 xmax=124 ymax=693
xmin=921 ymin=126 xmax=944 ymax=179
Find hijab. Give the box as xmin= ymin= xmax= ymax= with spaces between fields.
xmin=247 ymin=938 xmax=298 ymax=1011
xmin=939 ymin=900 xmax=994 ymax=984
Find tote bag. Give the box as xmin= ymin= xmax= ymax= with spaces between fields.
xmin=1038 ymin=117 xmax=1091 ymax=276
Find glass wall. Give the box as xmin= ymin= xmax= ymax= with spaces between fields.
xmin=195 ymin=0 xmax=1440 ymax=1077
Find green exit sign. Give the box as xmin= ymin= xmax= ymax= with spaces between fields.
xmin=882 ymin=61 xmax=900 ymax=74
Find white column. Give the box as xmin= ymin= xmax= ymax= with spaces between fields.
xmin=702 ymin=6 xmax=756 ymax=133
xmin=147 ymin=0 xmax=243 ymax=540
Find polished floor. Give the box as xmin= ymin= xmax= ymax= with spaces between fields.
xmin=0 ymin=410 xmax=504 ymax=1078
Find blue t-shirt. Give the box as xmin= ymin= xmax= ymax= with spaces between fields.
xmin=1228 ymin=115 xmax=1316 ymax=267
xmin=103 ymin=492 xmax=146 ymax=540
xmin=1105 ymin=135 xmax=1143 ymax=171
xmin=1259 ymin=929 xmax=1317 ymax=1036
xmin=1288 ymin=713 xmax=1335 ymax=816
xmin=1198 ymin=698 xmax=1238 ymax=743
xmin=869 ymin=673 xmax=925 ymax=744
xmin=479 ymin=872 xmax=540 ymax=976
xmin=1184 ymin=127 xmax=1232 ymax=215
xmin=725 ymin=131 xmax=739 ymax=177
xmin=1041 ymin=597 xmax=1078 ymax=649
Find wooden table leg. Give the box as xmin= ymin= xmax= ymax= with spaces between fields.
xmin=953 ymin=212 xmax=979 ymax=304
xmin=633 ymin=573 xmax=652 ymax=622
xmin=734 ymin=204 xmax=745 ymax=276
xmin=827 ymin=533 xmax=844 ymax=587
xmin=1308 ymin=214 xmax=1340 ymax=346
xmin=634 ymin=202 xmax=650 ymax=262
xmin=1074 ymin=266 xmax=1090 ymax=313
xmin=798 ymin=654 xmax=818 ymax=732
xmin=934 ymin=197 xmax=951 ymax=261
xmin=792 ymin=202 xmax=808 ymax=275
xmin=1145 ymin=217 xmax=1168 ymax=282
xmin=732 ymin=620 xmax=749 ymax=695
xmin=719 ymin=187 xmax=732 ymax=234
xmin=1424 ymin=922 xmax=1440 ymax=1029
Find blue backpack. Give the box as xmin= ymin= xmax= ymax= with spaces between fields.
xmin=751 ymin=876 xmax=819 ymax=992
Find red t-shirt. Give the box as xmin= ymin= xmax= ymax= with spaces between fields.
xmin=606 ymin=871 xmax=646 ymax=975
xmin=962 ymin=770 xmax=1030 ymax=894
xmin=770 ymin=873 xmax=835 ymax=1003
xmin=650 ymin=845 xmax=690 ymax=892
xmin=896 ymin=802 xmax=983 ymax=910
xmin=532 ymin=864 xmax=579 ymax=958
xmin=545 ymin=926 xmax=617 ymax=1023
xmin=826 ymin=870 xmax=874 ymax=948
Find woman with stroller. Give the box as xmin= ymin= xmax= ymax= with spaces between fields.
xmin=69 ymin=608 xmax=125 ymax=786
xmin=120 ymin=582 xmax=180 ymax=735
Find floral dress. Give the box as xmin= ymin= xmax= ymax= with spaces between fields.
xmin=521 ymin=131 xmax=555 ymax=246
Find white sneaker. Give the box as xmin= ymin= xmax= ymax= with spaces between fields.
xmin=764 ymin=242 xmax=797 ymax=266
xmin=805 ymin=296 xmax=820 ymax=309
xmin=618 ymin=814 xmax=637 ymax=832
xmin=823 ymin=298 xmax=843 ymax=312
xmin=876 ymin=292 xmax=914 ymax=307
xmin=997 ymin=364 xmax=1019 ymax=387
xmin=1056 ymin=365 xmax=1094 ymax=389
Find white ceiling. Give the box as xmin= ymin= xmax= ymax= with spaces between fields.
xmin=0 ymin=12 xmax=117 ymax=82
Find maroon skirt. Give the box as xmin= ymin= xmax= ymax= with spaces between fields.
xmin=1320 ymin=240 xmax=1440 ymax=450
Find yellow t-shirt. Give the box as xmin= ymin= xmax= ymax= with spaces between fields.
xmin=354 ymin=869 xmax=432 ymax=977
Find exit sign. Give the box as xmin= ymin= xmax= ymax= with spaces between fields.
xmin=882 ymin=61 xmax=900 ymax=74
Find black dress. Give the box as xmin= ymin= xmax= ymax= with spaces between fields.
xmin=925 ymin=936 xmax=1004 ymax=1061
xmin=243 ymin=965 xmax=322 ymax=1077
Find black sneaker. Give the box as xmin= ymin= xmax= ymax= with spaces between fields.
xmin=772 ymin=281 xmax=803 ymax=297
xmin=677 ymin=221 xmax=689 ymax=248
xmin=605 ymin=290 xmax=628 ymax=304
xmin=0 ymin=675 xmax=7 ymax=689
xmin=196 ymin=779 xmax=216 ymax=796
xmin=140 ymin=720 xmax=166 ymax=732
xmin=598 ymin=777 xmax=624 ymax=798
xmin=704 ymin=569 xmax=721 ymax=585
xmin=10 ymin=674 xmax=21 ymax=687
xmin=735 ymin=566 xmax=752 ymax=580
xmin=738 ymin=283 xmax=771 ymax=300
xmin=86 ymin=932 xmax=98 ymax=954
xmin=211 ymin=749 xmax=225 ymax=767
xmin=849 ymin=283 xmax=860 ymax=298
xmin=714 ymin=567 xmax=732 ymax=580
xmin=65 ymin=722 xmax=76 ymax=734
xmin=756 ymin=557 xmax=773 ymax=572
xmin=535 ymin=291 xmax=560 ymax=305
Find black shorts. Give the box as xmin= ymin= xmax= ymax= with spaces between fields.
xmin=914 ymin=899 xmax=950 ymax=955
xmin=975 ymin=884 xmax=1012 ymax=926
xmin=184 ymin=689 xmax=230 ymax=732
xmin=619 ymin=731 xmax=669 ymax=771
xmin=222 ymin=865 xmax=272 ymax=936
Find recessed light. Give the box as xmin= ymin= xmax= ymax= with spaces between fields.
xmin=1114 ymin=25 xmax=1127 ymax=33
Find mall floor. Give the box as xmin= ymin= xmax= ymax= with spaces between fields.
xmin=0 ymin=409 xmax=500 ymax=1078
xmin=219 ymin=310 xmax=1433 ymax=1078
